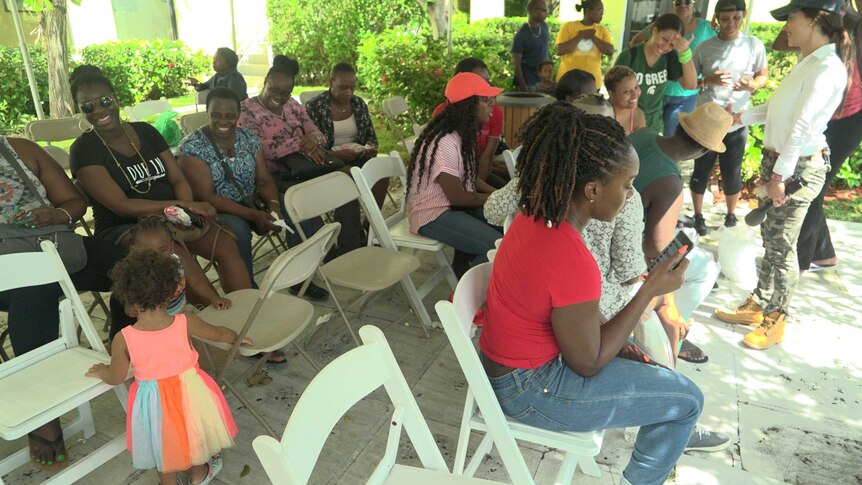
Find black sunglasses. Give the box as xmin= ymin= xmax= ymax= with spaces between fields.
xmin=78 ymin=96 xmax=114 ymax=114
xmin=674 ymin=0 xmax=693 ymax=5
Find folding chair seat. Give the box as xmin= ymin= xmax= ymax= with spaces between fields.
xmin=194 ymin=223 xmax=339 ymax=437
xmin=436 ymin=263 xmax=604 ymax=484
xmin=350 ymin=154 xmax=458 ymax=328
xmin=0 ymin=241 xmax=128 ymax=483
xmin=252 ymin=325 xmax=505 ymax=485
xmin=283 ymin=171 xmax=431 ymax=344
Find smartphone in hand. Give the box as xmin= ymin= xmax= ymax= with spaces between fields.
xmin=648 ymin=231 xmax=694 ymax=272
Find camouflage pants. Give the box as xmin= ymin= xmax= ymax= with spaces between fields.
xmin=753 ymin=152 xmax=828 ymax=314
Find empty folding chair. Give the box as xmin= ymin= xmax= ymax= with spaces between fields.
xmin=0 ymin=241 xmax=128 ymax=483
xmin=436 ymin=263 xmax=604 ymax=484
xmin=382 ymin=95 xmax=418 ymax=151
xmin=299 ymin=89 xmax=326 ymax=106
xmin=283 ymin=171 xmax=430 ymax=343
xmin=25 ymin=117 xmax=88 ymax=170
xmin=194 ymin=223 xmax=339 ymax=437
xmin=123 ymin=97 xmax=171 ymax=121
xmin=252 ymin=325 xmax=505 ymax=485
xmin=195 ymin=89 xmax=209 ymax=112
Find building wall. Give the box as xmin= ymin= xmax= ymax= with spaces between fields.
xmin=0 ymin=6 xmax=40 ymax=47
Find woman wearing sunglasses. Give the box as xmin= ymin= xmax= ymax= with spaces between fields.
xmin=629 ymin=0 xmax=716 ymax=135
xmin=69 ymin=70 xmax=253 ymax=297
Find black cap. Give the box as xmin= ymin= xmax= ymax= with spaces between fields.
xmin=771 ymin=0 xmax=845 ymax=21
xmin=715 ymin=0 xmax=746 ymax=13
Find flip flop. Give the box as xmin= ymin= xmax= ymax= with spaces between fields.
xmin=677 ymin=340 xmax=709 ymax=364
xmin=28 ymin=432 xmax=69 ymax=471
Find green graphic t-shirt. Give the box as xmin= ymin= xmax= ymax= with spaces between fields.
xmin=615 ymin=44 xmax=683 ymax=133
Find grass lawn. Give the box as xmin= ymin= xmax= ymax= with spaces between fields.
xmin=824 ymin=196 xmax=862 ymax=223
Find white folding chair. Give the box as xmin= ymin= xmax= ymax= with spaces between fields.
xmin=0 ymin=241 xmax=128 ymax=483
xmin=412 ymin=123 xmax=427 ymax=138
xmin=502 ymin=146 xmax=522 ymax=180
xmin=252 ymin=325 xmax=504 ymax=485
xmin=298 ymin=89 xmax=326 ymax=106
xmin=382 ymin=95 xmax=418 ymax=151
xmin=436 ymin=263 xmax=604 ymax=484
xmin=195 ymin=223 xmax=339 ymax=437
xmin=351 ymin=155 xmax=457 ymax=328
xmin=24 ymin=117 xmax=88 ymax=170
xmin=283 ymin=171 xmax=430 ymax=344
xmin=123 ymin=97 xmax=171 ymax=121
xmin=179 ymin=111 xmax=209 ymax=136
xmin=195 ymin=89 xmax=209 ymax=112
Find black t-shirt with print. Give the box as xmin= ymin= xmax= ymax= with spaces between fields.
xmin=71 ymin=122 xmax=173 ymax=234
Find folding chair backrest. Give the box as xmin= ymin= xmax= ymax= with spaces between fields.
xmin=382 ymin=96 xmax=410 ymax=120
xmin=196 ymin=89 xmax=209 ymax=108
xmin=434 ymin=263 xmax=535 ymax=485
xmin=180 ymin=111 xmax=209 ymax=136
xmin=124 ymin=97 xmax=171 ymax=121
xmin=252 ymin=325 xmax=448 ymax=484
xmin=351 ymin=157 xmax=406 ymax=249
xmin=258 ymin=222 xmax=340 ymax=294
xmin=25 ymin=117 xmax=85 ymax=143
xmin=502 ymin=146 xmax=522 ymax=180
xmin=283 ymin=171 xmax=360 ymax=231
xmin=412 ymin=123 xmax=426 ymax=138
xmin=299 ymin=89 xmax=326 ymax=106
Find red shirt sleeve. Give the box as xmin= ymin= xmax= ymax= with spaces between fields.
xmin=487 ymin=104 xmax=503 ymax=138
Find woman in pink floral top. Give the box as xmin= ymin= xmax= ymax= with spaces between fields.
xmin=238 ymin=55 xmax=362 ymax=269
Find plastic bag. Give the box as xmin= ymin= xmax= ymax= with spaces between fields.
xmin=716 ymin=225 xmax=759 ymax=290
xmin=153 ymin=110 xmax=181 ymax=147
xmin=633 ymin=311 xmax=676 ymax=369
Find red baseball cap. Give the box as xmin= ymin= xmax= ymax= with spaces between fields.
xmin=444 ymin=72 xmax=503 ymax=104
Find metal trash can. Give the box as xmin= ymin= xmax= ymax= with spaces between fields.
xmin=496 ymin=92 xmax=555 ymax=148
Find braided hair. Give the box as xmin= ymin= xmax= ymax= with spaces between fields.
xmin=516 ymin=101 xmax=631 ymax=227
xmin=407 ymin=97 xmax=480 ymax=195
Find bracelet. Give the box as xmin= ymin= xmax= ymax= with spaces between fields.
xmin=677 ymin=48 xmax=692 ymax=63
xmin=770 ymin=173 xmax=784 ymax=182
xmin=56 ymin=207 xmax=74 ymax=225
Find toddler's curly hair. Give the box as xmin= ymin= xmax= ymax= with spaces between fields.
xmin=110 ymin=250 xmax=182 ymax=311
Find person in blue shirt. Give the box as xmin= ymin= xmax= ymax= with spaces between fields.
xmin=511 ymin=0 xmax=550 ymax=92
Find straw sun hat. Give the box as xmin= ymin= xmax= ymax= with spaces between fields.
xmin=678 ymin=102 xmax=734 ymax=153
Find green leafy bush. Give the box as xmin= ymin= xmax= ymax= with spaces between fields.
xmin=0 ymin=45 xmax=49 ymax=134
xmin=267 ymin=0 xmax=425 ymax=85
xmin=80 ymin=39 xmax=209 ymax=107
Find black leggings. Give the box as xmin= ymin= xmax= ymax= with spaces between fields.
xmin=0 ymin=237 xmax=127 ymax=355
xmin=689 ymin=126 xmax=748 ymax=196
xmin=796 ymin=109 xmax=862 ymax=270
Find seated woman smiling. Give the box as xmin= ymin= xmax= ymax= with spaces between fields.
xmin=481 ymin=101 xmax=703 ymax=485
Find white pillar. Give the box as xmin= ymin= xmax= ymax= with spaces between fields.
xmin=7 ymin=0 xmax=44 ymax=119
xmin=559 ymin=0 xmax=579 ymax=22
xmin=470 ymin=0 xmax=504 ymax=22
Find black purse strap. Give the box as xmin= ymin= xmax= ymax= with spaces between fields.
xmin=200 ymin=128 xmax=251 ymax=200
xmin=0 ymin=138 xmax=50 ymax=208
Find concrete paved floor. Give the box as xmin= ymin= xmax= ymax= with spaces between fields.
xmin=2 ymin=194 xmax=861 ymax=485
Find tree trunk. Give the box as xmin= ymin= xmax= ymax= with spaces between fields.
xmin=420 ymin=0 xmax=451 ymax=40
xmin=40 ymin=0 xmax=73 ymax=119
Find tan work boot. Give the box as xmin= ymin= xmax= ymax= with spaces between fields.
xmin=714 ymin=295 xmax=764 ymax=326
xmin=743 ymin=312 xmax=786 ymax=350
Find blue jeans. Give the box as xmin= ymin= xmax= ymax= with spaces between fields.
xmin=662 ymin=95 xmax=698 ymax=137
xmin=489 ymin=356 xmax=702 ymax=485
xmin=216 ymin=213 xmax=256 ymax=286
xmin=418 ymin=208 xmax=502 ymax=266
xmin=674 ymin=247 xmax=720 ymax=322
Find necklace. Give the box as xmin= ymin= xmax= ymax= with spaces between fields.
xmin=257 ymin=96 xmax=285 ymax=119
xmin=528 ymin=22 xmax=543 ymax=38
xmin=93 ymin=122 xmax=152 ymax=194
xmin=331 ymin=101 xmax=351 ymax=115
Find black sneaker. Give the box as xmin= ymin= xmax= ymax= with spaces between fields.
xmin=686 ymin=426 xmax=731 ymax=452
xmin=693 ymin=213 xmax=708 ymax=236
xmin=289 ymin=282 xmax=329 ymax=301
xmin=724 ymin=213 xmax=738 ymax=228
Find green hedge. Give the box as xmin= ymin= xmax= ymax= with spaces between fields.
xmin=0 ymin=45 xmax=49 ymax=135
xmin=80 ymin=39 xmax=209 ymax=107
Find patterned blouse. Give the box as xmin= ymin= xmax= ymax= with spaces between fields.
xmin=305 ymin=91 xmax=378 ymax=149
xmin=0 ymin=136 xmax=48 ymax=224
xmin=238 ymin=96 xmax=323 ymax=173
xmin=176 ymin=128 xmax=260 ymax=202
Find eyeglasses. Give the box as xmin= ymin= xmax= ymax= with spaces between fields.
xmin=264 ymin=84 xmax=293 ymax=99
xmin=673 ymin=0 xmax=693 ymax=5
xmin=78 ymin=96 xmax=114 ymax=114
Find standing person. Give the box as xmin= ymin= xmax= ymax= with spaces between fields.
xmin=605 ymin=65 xmax=648 ymax=135
xmin=86 ymin=250 xmax=241 ymax=485
xmin=715 ymin=0 xmax=851 ymax=350
xmin=689 ymin=0 xmax=769 ymax=234
xmin=795 ymin=0 xmax=862 ymax=271
xmin=482 ymin=102 xmax=702 ymax=485
xmin=555 ymin=0 xmax=615 ymax=88
xmin=511 ymin=0 xmax=550 ymax=92
xmin=631 ymin=0 xmax=717 ymax=135
xmin=189 ymin=47 xmax=248 ymax=101
xmin=615 ymin=13 xmax=698 ymax=133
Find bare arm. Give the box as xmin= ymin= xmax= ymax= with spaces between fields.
xmin=437 ymin=173 xmax=489 ymax=207
xmin=512 ymin=53 xmax=529 ymax=91
xmin=8 ymin=138 xmax=87 ymax=221
xmin=186 ymin=313 xmax=239 ymax=345
xmin=641 ymin=177 xmax=684 ymax=260
xmin=477 ymin=137 xmax=499 ymax=182
xmin=85 ymin=332 xmax=131 ymax=385
xmin=254 ymin=149 xmax=280 ymax=211
xmin=678 ymin=58 xmax=698 ymax=90
xmin=592 ymin=35 xmax=615 ymax=56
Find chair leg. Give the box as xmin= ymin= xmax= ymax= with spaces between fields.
xmin=0 ymin=328 xmax=10 ymax=362
xmin=435 ymin=249 xmax=459 ymax=290
xmin=464 ymin=434 xmax=494 ymax=477
xmin=453 ymin=398 xmax=476 ymax=475
xmin=292 ymin=341 xmax=322 ymax=372
xmin=318 ymin=271 xmax=360 ymax=346
xmin=577 ymin=455 xmax=602 ymax=478
xmin=556 ymin=453 xmax=579 ymax=484
xmin=77 ymin=402 xmax=97 ymax=438
xmin=399 ymin=277 xmax=432 ymax=338
xmin=222 ymin=379 xmax=278 ymax=438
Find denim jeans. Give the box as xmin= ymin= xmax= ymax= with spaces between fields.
xmin=662 ymin=95 xmax=698 ymax=136
xmin=217 ymin=213 xmax=255 ymax=285
xmin=418 ymin=208 xmax=502 ymax=266
xmin=674 ymin=247 xmax=720 ymax=322
xmin=488 ymin=356 xmax=703 ymax=485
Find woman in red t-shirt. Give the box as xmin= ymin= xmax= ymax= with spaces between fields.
xmin=481 ymin=101 xmax=702 ymax=485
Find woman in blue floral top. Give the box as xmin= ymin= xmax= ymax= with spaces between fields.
xmin=177 ymin=88 xmax=282 ymax=284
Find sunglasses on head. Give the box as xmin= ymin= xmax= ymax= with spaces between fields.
xmin=78 ymin=96 xmax=114 ymax=114
xmin=674 ymin=0 xmax=693 ymax=5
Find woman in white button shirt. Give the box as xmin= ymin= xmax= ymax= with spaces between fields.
xmin=715 ymin=0 xmax=853 ymax=350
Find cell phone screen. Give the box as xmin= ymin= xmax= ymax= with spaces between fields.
xmin=648 ymin=231 xmax=694 ymax=272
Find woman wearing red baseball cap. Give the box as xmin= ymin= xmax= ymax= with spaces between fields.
xmin=407 ymin=72 xmax=504 ymax=277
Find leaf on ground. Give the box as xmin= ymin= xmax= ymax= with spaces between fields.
xmin=240 ymin=464 xmax=251 ymax=477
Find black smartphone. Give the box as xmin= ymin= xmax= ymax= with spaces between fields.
xmin=176 ymin=205 xmax=206 ymax=228
xmin=648 ymin=231 xmax=694 ymax=272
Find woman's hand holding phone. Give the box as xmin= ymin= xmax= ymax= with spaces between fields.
xmin=643 ymin=249 xmax=689 ymax=298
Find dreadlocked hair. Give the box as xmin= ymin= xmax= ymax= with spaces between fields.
xmin=516 ymin=101 xmax=630 ymax=227
xmin=407 ymin=96 xmax=480 ymax=196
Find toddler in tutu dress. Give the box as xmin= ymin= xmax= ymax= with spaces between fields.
xmin=86 ymin=250 xmax=248 ymax=485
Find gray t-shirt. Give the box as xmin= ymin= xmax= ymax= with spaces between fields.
xmin=693 ymin=35 xmax=767 ymax=131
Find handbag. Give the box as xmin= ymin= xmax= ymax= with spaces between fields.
xmin=201 ymin=128 xmax=268 ymax=212
xmin=273 ymin=151 xmax=345 ymax=186
xmin=0 ymin=140 xmax=87 ymax=273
